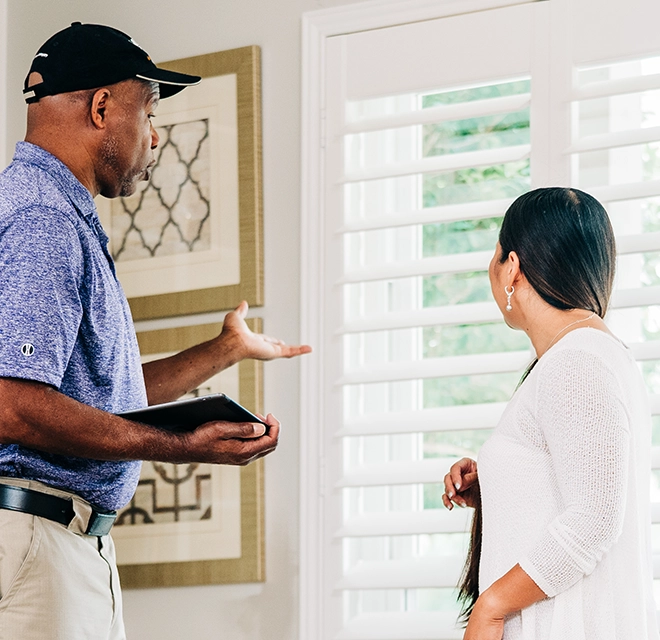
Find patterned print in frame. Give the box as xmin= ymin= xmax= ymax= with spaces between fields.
xmin=95 ymin=47 xmax=263 ymax=320
xmin=116 ymin=319 xmax=265 ymax=588
xmin=114 ymin=361 xmax=239 ymax=565
xmin=118 ymin=459 xmax=214 ymax=526
xmin=112 ymin=119 xmax=212 ymax=262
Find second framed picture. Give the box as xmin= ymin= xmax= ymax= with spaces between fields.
xmin=96 ymin=46 xmax=263 ymax=320
xmin=115 ymin=319 xmax=265 ymax=588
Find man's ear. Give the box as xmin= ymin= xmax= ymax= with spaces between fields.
xmin=90 ymin=88 xmax=111 ymax=129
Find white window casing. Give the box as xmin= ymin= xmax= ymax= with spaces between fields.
xmin=300 ymin=1 xmax=660 ymax=638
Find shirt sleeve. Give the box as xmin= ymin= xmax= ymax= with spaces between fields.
xmin=519 ymin=347 xmax=630 ymax=597
xmin=0 ymin=207 xmax=84 ymax=388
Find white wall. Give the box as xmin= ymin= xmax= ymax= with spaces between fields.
xmin=3 ymin=0 xmax=367 ymax=638
xmin=0 ymin=0 xmax=7 ymax=169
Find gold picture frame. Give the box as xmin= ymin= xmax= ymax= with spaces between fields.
xmin=97 ymin=46 xmax=263 ymax=320
xmin=117 ymin=319 xmax=265 ymax=588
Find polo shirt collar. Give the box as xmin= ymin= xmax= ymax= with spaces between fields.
xmin=13 ymin=141 xmax=99 ymax=220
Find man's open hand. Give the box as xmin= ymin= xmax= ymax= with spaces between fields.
xmin=220 ymin=301 xmax=312 ymax=361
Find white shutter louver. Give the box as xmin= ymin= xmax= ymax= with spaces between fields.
xmin=569 ymin=55 xmax=660 ymax=586
xmin=318 ymin=7 xmax=541 ymax=636
xmin=302 ymin=1 xmax=660 ymax=638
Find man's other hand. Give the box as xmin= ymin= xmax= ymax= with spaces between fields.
xmin=220 ymin=301 xmax=312 ymax=361
xmin=178 ymin=412 xmax=281 ymax=466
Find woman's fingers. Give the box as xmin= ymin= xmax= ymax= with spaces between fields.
xmin=464 ymin=471 xmax=479 ymax=486
xmin=443 ymin=471 xmax=456 ymax=499
xmin=450 ymin=457 xmax=477 ymax=492
xmin=443 ymin=458 xmax=478 ymax=510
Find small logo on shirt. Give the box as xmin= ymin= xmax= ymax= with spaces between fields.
xmin=21 ymin=343 xmax=35 ymax=357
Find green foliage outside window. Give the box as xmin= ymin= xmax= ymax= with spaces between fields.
xmin=418 ymin=82 xmax=660 ymax=462
xmin=638 ymin=147 xmax=660 ymax=384
xmin=421 ymin=79 xmax=531 ymax=108
xmin=423 ymin=322 xmax=529 ymax=358
xmin=419 ymin=82 xmax=532 ymax=464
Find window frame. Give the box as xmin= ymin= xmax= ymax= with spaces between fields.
xmin=300 ymin=1 xmax=546 ymax=638
xmin=0 ymin=0 xmax=7 ymax=170
xmin=299 ymin=0 xmax=660 ymax=637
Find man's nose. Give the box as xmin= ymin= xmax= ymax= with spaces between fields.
xmin=151 ymin=123 xmax=159 ymax=149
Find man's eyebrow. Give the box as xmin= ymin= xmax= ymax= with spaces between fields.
xmin=144 ymin=80 xmax=160 ymax=102
xmin=146 ymin=93 xmax=160 ymax=110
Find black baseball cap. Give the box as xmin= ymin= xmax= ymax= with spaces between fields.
xmin=23 ymin=22 xmax=201 ymax=104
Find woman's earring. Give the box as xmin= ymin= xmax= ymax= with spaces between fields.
xmin=505 ymin=285 xmax=514 ymax=312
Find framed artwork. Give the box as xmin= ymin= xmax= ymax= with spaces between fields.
xmin=96 ymin=47 xmax=263 ymax=320
xmin=115 ymin=319 xmax=265 ymax=588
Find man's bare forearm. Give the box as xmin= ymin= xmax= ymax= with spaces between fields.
xmin=141 ymin=301 xmax=312 ymax=406
xmin=0 ymin=378 xmax=183 ymax=460
xmin=0 ymin=378 xmax=277 ymax=466
xmin=142 ymin=333 xmax=243 ymax=406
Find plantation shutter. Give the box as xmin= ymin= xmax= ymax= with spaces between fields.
xmin=566 ymin=54 xmax=660 ymax=600
xmin=302 ymin=1 xmax=660 ymax=639
xmin=316 ymin=4 xmax=544 ymax=639
xmin=549 ymin=0 xmax=660 ymax=600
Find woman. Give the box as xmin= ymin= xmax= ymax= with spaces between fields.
xmin=442 ymin=188 xmax=658 ymax=640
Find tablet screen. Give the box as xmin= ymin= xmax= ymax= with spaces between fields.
xmin=118 ymin=393 xmax=267 ymax=433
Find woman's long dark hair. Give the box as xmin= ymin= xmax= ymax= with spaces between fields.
xmin=457 ymin=187 xmax=616 ymax=623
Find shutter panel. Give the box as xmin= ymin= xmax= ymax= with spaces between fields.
xmin=303 ymin=2 xmax=660 ymax=639
xmin=320 ymin=6 xmax=541 ymax=638
xmin=569 ymin=55 xmax=660 ymax=585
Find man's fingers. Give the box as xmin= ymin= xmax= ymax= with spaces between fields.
xmin=281 ymin=344 xmax=313 ymax=358
xmin=179 ymin=412 xmax=281 ymax=466
xmin=229 ymin=416 xmax=280 ymax=462
xmin=233 ymin=300 xmax=249 ymax=318
xmin=264 ymin=413 xmax=281 ymax=438
xmin=250 ymin=442 xmax=279 ymax=462
xmin=200 ymin=420 xmax=266 ymax=439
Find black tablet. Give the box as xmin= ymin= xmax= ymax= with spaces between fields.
xmin=118 ymin=393 xmax=267 ymax=433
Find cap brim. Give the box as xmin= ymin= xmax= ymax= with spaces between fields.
xmin=136 ymin=67 xmax=201 ymax=99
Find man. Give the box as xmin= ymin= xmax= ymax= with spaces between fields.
xmin=0 ymin=23 xmax=310 ymax=640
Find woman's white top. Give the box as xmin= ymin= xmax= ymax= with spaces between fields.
xmin=478 ymin=328 xmax=659 ymax=639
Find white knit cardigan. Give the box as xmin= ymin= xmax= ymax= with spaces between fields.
xmin=478 ymin=328 xmax=659 ymax=639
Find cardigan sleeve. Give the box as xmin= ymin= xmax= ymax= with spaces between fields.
xmin=518 ymin=347 xmax=630 ymax=597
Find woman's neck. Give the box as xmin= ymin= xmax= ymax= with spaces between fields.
xmin=513 ymin=302 xmax=606 ymax=359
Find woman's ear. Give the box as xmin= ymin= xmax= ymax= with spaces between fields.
xmin=507 ymin=250 xmax=523 ymax=286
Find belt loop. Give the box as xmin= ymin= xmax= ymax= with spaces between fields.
xmin=69 ymin=497 xmax=116 ymax=536
xmin=85 ymin=510 xmax=117 ymax=537
xmin=67 ymin=497 xmax=94 ymax=535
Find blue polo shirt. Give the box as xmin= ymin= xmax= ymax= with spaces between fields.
xmin=0 ymin=142 xmax=148 ymax=510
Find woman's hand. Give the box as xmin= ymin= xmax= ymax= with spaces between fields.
xmin=463 ymin=594 xmax=505 ymax=640
xmin=442 ymin=457 xmax=479 ymax=510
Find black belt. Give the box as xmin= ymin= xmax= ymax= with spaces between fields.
xmin=0 ymin=484 xmax=116 ymax=536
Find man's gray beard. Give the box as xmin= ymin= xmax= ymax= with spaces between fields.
xmin=100 ymin=136 xmax=138 ymax=198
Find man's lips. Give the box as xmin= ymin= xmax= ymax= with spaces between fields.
xmin=143 ymin=162 xmax=156 ymax=180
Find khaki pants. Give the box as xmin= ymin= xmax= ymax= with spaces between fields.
xmin=0 ymin=478 xmax=125 ymax=640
